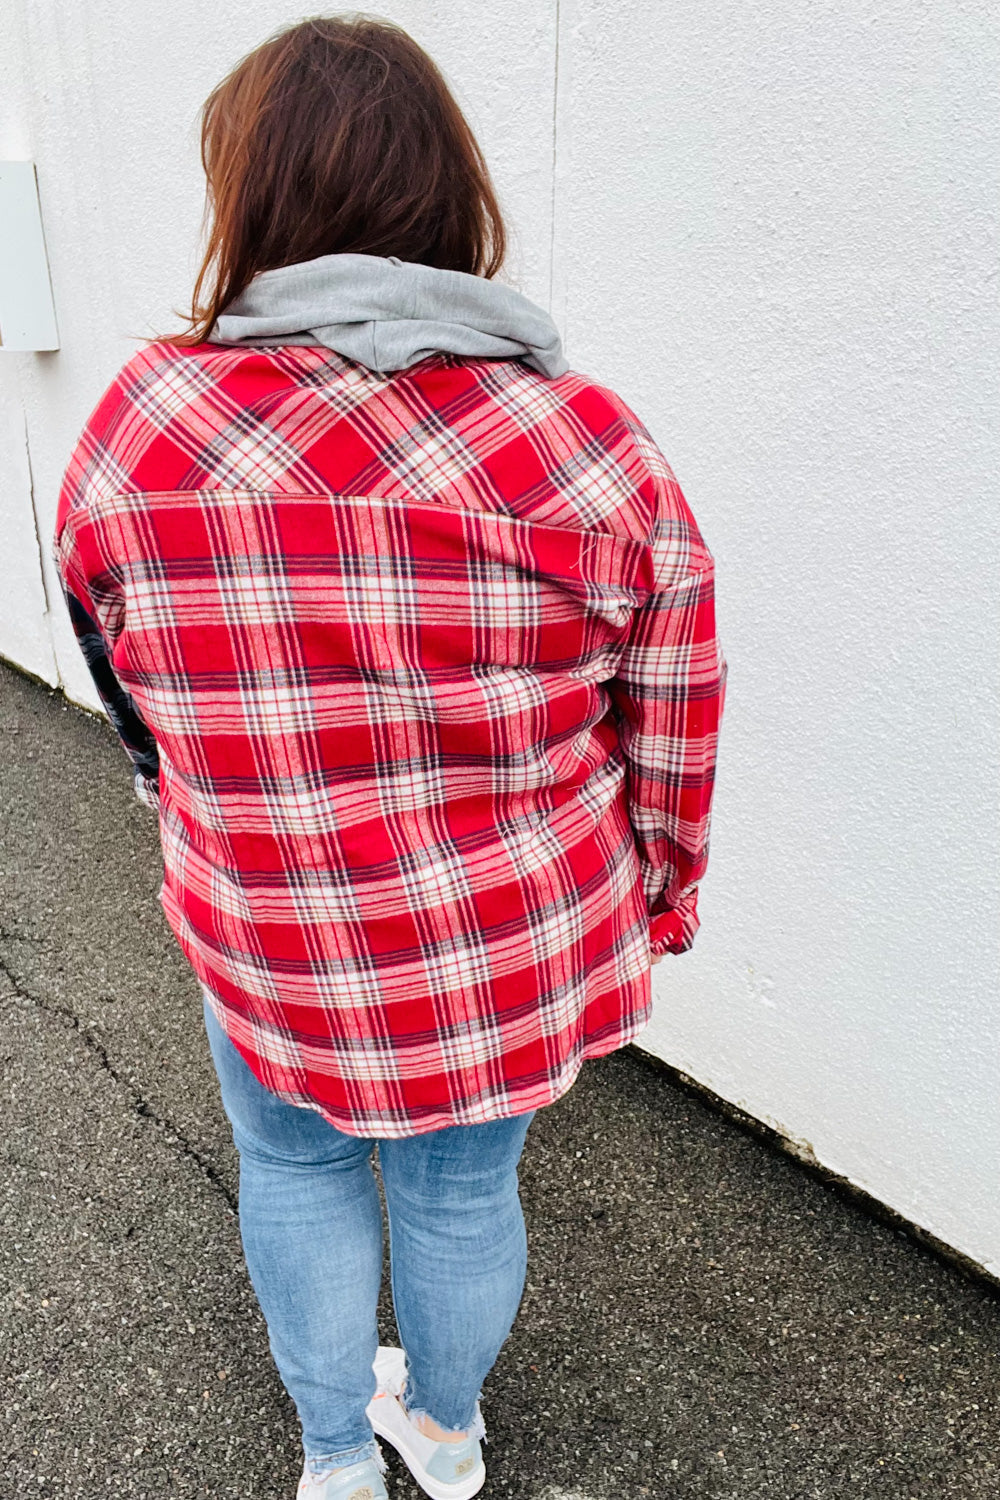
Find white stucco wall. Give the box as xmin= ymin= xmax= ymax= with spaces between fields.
xmin=2 ymin=4 xmax=998 ymax=1270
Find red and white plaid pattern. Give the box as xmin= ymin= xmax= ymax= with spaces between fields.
xmin=55 ymin=341 xmax=726 ymax=1136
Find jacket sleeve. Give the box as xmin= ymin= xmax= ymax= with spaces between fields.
xmin=607 ymin=554 xmax=727 ymax=957
xmin=53 ymin=524 xmax=161 ymax=811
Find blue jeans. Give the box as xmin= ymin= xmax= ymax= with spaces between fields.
xmin=202 ymin=996 xmax=536 ymax=1473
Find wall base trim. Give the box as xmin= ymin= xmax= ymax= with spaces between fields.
xmin=630 ymin=1043 xmax=1000 ymax=1296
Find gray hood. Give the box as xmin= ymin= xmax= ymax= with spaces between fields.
xmin=209 ymin=252 xmax=568 ymax=379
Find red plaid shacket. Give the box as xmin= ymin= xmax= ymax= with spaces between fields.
xmin=55 ymin=340 xmax=726 ymax=1136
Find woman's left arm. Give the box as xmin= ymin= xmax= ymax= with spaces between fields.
xmin=54 ymin=527 xmax=161 ymax=810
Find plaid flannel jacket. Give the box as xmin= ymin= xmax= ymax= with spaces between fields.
xmin=54 ymin=341 xmax=726 ymax=1136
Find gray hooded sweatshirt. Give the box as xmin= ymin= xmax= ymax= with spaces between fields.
xmin=209 ymin=252 xmax=569 ymax=379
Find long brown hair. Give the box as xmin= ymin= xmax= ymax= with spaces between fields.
xmin=170 ymin=14 xmax=507 ymax=345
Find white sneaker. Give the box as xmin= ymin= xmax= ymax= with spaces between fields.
xmin=365 ymin=1345 xmax=487 ymax=1500
xmin=296 ymin=1451 xmax=388 ymax=1500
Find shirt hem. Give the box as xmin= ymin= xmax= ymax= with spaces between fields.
xmin=199 ymin=979 xmax=654 ymax=1141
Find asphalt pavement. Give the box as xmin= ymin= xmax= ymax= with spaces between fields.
xmin=2 ymin=659 xmax=999 ymax=1500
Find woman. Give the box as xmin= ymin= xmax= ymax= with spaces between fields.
xmin=55 ymin=15 xmax=726 ymax=1500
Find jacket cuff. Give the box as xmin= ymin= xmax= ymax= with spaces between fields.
xmin=134 ymin=771 xmax=161 ymax=812
xmin=649 ymin=889 xmax=700 ymax=957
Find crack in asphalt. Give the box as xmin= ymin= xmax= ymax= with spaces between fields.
xmin=0 ymin=949 xmax=238 ymax=1215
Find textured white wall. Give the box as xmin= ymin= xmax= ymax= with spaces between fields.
xmin=2 ymin=3 xmax=998 ymax=1269
xmin=0 ymin=0 xmax=556 ymax=702
xmin=553 ymin=0 xmax=1000 ymax=1272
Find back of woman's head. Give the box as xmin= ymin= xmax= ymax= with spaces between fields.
xmin=176 ymin=13 xmax=507 ymax=343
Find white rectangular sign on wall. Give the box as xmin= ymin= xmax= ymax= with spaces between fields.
xmin=0 ymin=161 xmax=59 ymax=351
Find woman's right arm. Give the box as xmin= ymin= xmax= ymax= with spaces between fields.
xmin=607 ymin=553 xmax=727 ymax=959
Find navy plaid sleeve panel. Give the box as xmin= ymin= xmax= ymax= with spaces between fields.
xmin=53 ymin=341 xmax=725 ymax=1137
xmin=57 ymin=575 xmax=161 ymax=809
